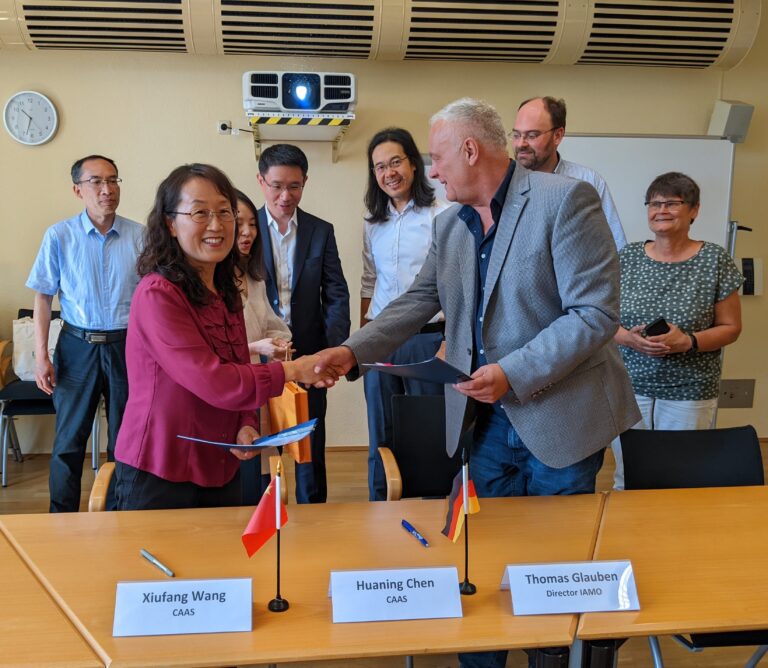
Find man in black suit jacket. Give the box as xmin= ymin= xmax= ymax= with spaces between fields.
xmin=256 ymin=144 xmax=350 ymax=503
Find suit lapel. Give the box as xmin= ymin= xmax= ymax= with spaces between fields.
xmin=291 ymin=208 xmax=314 ymax=291
xmin=483 ymin=166 xmax=530 ymax=314
xmin=258 ymin=207 xmax=276 ymax=286
xmin=455 ymin=214 xmax=477 ymax=328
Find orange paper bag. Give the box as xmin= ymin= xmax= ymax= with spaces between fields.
xmin=267 ymin=382 xmax=312 ymax=463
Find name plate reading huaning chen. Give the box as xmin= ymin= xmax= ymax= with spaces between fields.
xmin=501 ymin=561 xmax=639 ymax=615
xmin=330 ymin=567 xmax=462 ymax=623
xmin=113 ymin=578 xmax=252 ymax=637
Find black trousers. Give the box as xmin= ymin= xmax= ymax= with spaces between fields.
xmin=115 ymin=462 xmax=242 ymax=510
xmin=50 ymin=329 xmax=128 ymax=512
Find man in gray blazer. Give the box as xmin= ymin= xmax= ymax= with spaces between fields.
xmin=316 ymin=97 xmax=638 ymax=665
xmin=319 ymin=100 xmax=638 ymax=555
xmin=318 ymin=95 xmax=638 ymax=477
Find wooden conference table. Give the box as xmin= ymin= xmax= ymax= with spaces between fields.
xmin=0 ymin=494 xmax=604 ymax=668
xmin=578 ymin=485 xmax=768 ymax=643
xmin=0 ymin=532 xmax=102 ymax=667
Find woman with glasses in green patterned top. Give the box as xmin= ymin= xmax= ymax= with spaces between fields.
xmin=611 ymin=172 xmax=743 ymax=489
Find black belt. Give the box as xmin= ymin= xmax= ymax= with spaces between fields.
xmin=62 ymin=322 xmax=127 ymax=344
xmin=419 ymin=322 xmax=445 ymax=335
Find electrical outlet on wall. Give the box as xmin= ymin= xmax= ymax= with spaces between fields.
xmin=719 ymin=379 xmax=755 ymax=408
xmin=217 ymin=121 xmax=231 ymax=135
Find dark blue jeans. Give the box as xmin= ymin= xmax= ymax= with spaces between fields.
xmin=459 ymin=407 xmax=605 ymax=668
xmin=470 ymin=407 xmax=605 ymax=498
xmin=50 ymin=329 xmax=128 ymax=512
xmin=294 ymin=385 xmax=327 ymax=504
xmin=363 ymin=331 xmax=444 ymax=501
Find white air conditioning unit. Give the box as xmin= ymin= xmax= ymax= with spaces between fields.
xmin=242 ymin=71 xmax=356 ymax=114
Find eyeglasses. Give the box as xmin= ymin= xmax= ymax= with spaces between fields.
xmin=264 ymin=182 xmax=304 ymax=195
xmin=510 ymin=128 xmax=557 ymax=142
xmin=645 ymin=200 xmax=687 ymax=211
xmin=167 ymin=209 xmax=236 ymax=224
xmin=372 ymin=155 xmax=408 ymax=175
xmin=76 ymin=177 xmax=122 ymax=188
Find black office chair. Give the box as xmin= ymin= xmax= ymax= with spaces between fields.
xmin=621 ymin=426 xmax=767 ymax=668
xmin=622 ymin=425 xmax=764 ymax=490
xmin=377 ymin=394 xmax=462 ymax=500
xmin=0 ymin=309 xmax=107 ymax=488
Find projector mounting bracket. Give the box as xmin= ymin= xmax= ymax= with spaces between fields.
xmin=247 ymin=111 xmax=354 ymax=163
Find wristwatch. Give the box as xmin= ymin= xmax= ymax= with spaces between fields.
xmin=689 ymin=333 xmax=699 ymax=352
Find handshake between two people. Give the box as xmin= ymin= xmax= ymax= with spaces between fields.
xmin=279 ymin=346 xmax=512 ymax=404
xmin=280 ymin=346 xmax=357 ymax=388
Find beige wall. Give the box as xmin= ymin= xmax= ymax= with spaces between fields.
xmin=1 ymin=22 xmax=765 ymax=452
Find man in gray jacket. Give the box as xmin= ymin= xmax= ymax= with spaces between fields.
xmin=315 ymin=97 xmax=639 ymax=664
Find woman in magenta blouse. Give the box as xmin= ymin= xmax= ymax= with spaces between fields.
xmin=114 ymin=163 xmax=325 ymax=510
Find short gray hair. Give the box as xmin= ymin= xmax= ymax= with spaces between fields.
xmin=430 ymin=98 xmax=508 ymax=151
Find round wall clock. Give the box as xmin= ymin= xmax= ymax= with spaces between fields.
xmin=3 ymin=90 xmax=59 ymax=146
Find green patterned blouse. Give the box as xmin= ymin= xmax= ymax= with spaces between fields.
xmin=618 ymin=241 xmax=743 ymax=400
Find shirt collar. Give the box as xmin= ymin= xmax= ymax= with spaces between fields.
xmin=490 ymin=160 xmax=515 ymax=223
xmin=553 ymin=152 xmax=564 ymax=174
xmin=387 ymin=198 xmax=416 ymax=217
xmin=265 ymin=207 xmax=298 ymax=232
xmin=458 ymin=160 xmax=516 ymax=227
xmin=80 ymin=210 xmax=120 ymax=236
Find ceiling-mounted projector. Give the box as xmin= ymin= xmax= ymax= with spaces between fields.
xmin=243 ymin=71 xmax=356 ymax=114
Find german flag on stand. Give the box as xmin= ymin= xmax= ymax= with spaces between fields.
xmin=441 ymin=467 xmax=480 ymax=543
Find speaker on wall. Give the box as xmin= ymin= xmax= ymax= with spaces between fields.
xmin=708 ymin=100 xmax=754 ymax=143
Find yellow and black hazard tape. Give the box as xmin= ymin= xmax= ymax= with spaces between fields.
xmin=249 ymin=116 xmax=351 ymax=127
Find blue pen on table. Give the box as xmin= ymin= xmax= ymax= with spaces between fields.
xmin=140 ymin=548 xmax=175 ymax=577
xmin=401 ymin=519 xmax=429 ymax=548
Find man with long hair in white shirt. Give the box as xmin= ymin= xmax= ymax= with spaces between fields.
xmin=361 ymin=127 xmax=450 ymax=501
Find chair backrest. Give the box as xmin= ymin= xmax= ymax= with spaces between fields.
xmin=88 ymin=462 xmax=115 ymax=511
xmin=621 ymin=426 xmax=764 ymax=490
xmin=391 ymin=394 xmax=461 ymax=498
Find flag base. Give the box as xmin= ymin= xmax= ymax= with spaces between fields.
xmin=268 ymin=596 xmax=290 ymax=612
xmin=459 ymin=579 xmax=477 ymax=596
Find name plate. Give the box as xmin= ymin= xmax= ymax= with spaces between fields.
xmin=501 ymin=560 xmax=640 ymax=615
xmin=113 ymin=578 xmax=252 ymax=637
xmin=330 ymin=567 xmax=462 ymax=623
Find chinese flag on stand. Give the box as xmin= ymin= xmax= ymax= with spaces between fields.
xmin=242 ymin=478 xmax=288 ymax=557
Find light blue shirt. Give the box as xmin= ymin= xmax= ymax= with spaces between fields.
xmin=554 ymin=156 xmax=627 ymax=250
xmin=26 ymin=211 xmax=145 ymax=330
xmin=361 ymin=198 xmax=449 ymax=320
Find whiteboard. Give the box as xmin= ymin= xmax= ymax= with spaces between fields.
xmin=425 ymin=135 xmax=734 ymax=248
xmin=559 ymin=135 xmax=735 ymax=248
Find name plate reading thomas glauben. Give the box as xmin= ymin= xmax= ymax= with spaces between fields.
xmin=113 ymin=578 xmax=252 ymax=637
xmin=330 ymin=567 xmax=462 ymax=623
xmin=501 ymin=561 xmax=639 ymax=615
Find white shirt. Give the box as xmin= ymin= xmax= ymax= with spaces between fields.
xmin=554 ymin=156 xmax=627 ymax=250
xmin=266 ymin=209 xmax=298 ymax=326
xmin=361 ymin=199 xmax=450 ymax=320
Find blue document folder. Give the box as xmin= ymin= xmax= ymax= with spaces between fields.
xmin=177 ymin=418 xmax=317 ymax=450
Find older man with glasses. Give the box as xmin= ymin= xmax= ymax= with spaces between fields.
xmin=26 ymin=154 xmax=144 ymax=512
xmin=513 ymin=96 xmax=627 ymax=250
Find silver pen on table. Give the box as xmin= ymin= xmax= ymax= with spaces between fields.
xmin=140 ymin=548 xmax=175 ymax=577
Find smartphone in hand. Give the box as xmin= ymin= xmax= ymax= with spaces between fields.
xmin=641 ymin=317 xmax=671 ymax=337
